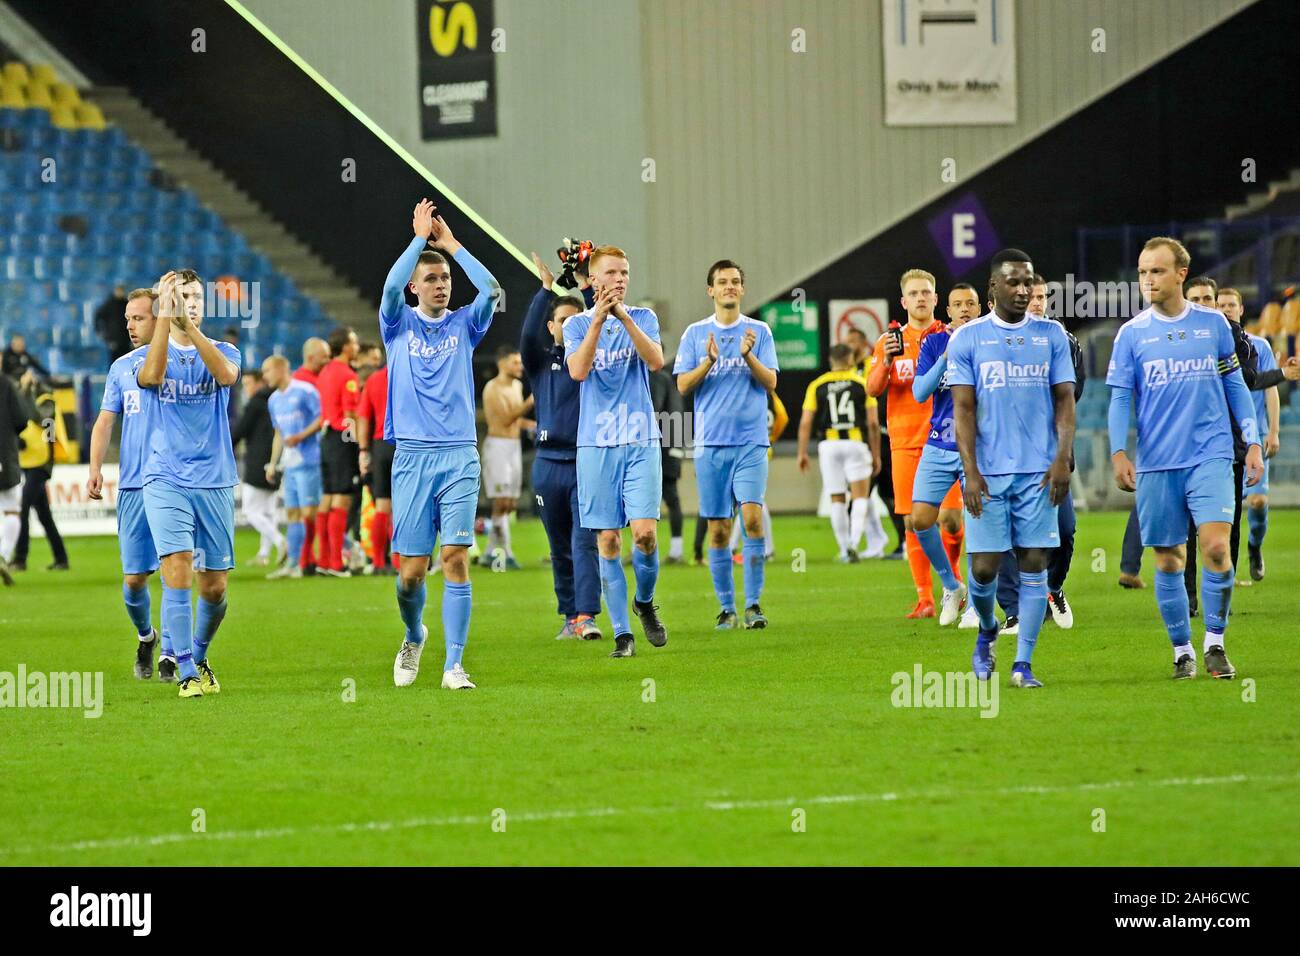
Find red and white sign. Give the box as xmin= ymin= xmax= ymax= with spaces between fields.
xmin=829 ymin=299 xmax=891 ymax=347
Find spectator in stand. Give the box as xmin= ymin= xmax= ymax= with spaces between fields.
xmin=3 ymin=334 xmax=49 ymax=382
xmin=93 ymin=285 xmax=133 ymax=359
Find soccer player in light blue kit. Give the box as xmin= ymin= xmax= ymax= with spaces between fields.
xmin=264 ymin=354 xmax=322 ymax=579
xmin=910 ymin=282 xmax=980 ymax=626
xmin=383 ymin=199 xmax=499 ymax=689
xmin=1108 ymin=238 xmax=1263 ymax=680
xmin=136 ymin=270 xmax=241 ymax=699
xmin=674 ymin=259 xmax=778 ymax=630
xmin=87 ymin=287 xmax=175 ymax=682
xmin=948 ymin=250 xmax=1076 ymax=688
xmin=565 ymin=245 xmax=669 ymax=659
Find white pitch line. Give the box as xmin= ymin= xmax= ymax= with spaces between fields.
xmin=2 ymin=771 xmax=1294 ymax=858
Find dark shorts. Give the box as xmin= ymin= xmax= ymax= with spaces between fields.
xmin=371 ymin=438 xmax=395 ymax=500
xmin=321 ymin=428 xmax=360 ymax=496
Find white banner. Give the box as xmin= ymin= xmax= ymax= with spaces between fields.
xmin=882 ymin=0 xmax=1017 ymax=126
xmin=33 ymin=465 xmax=255 ymax=538
xmin=829 ymin=299 xmax=891 ymax=348
xmin=38 ymin=464 xmax=118 ymax=537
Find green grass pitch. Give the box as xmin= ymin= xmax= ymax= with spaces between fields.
xmin=2 ymin=510 xmax=1297 ymax=866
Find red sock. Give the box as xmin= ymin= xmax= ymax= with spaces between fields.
xmin=328 ymin=507 xmax=349 ymax=570
xmin=372 ymin=512 xmax=390 ymax=567
xmin=941 ymin=527 xmax=965 ymax=583
xmin=314 ymin=511 xmax=329 ymax=566
xmin=300 ymin=516 xmax=316 ymax=569
xmin=905 ymin=531 xmax=933 ymax=602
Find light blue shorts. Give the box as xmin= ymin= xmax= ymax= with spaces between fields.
xmin=694 ymin=444 xmax=769 ymax=519
xmin=1137 ymin=458 xmax=1234 ymax=548
xmin=391 ymin=444 xmax=480 ymax=555
xmin=142 ymin=480 xmax=236 ymax=569
xmin=1243 ymin=458 xmax=1269 ymax=497
xmin=117 ymin=488 xmax=158 ymax=575
xmin=963 ymin=472 xmax=1059 ymax=554
xmin=912 ymin=444 xmax=963 ymax=507
xmin=282 ymin=464 xmax=322 ymax=510
xmin=577 ymin=442 xmax=662 ymax=530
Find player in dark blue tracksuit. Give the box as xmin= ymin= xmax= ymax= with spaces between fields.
xmin=521 ymin=254 xmax=603 ymax=639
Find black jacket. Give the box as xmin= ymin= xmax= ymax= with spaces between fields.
xmin=0 ymin=375 xmax=38 ymax=492
xmin=1227 ymin=320 xmax=1260 ymax=463
xmin=231 ymin=385 xmax=277 ymax=489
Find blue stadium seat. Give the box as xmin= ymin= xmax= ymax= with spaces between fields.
xmin=19 ymin=109 xmax=50 ymax=129
xmin=0 ymin=108 xmax=22 ymax=129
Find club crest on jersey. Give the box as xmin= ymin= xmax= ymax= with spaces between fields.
xmin=1166 ymin=330 xmax=1187 ymax=341
xmin=1003 ymin=336 xmax=1025 ymax=346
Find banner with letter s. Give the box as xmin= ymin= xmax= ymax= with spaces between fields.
xmin=417 ymin=0 xmax=498 ymax=140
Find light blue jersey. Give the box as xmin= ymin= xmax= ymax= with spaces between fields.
xmin=946 ymin=313 xmax=1075 ymax=476
xmin=1247 ymin=332 xmax=1277 ymax=430
xmin=140 ymin=339 xmax=241 ymax=488
xmin=380 ymin=242 xmax=498 ymax=447
xmin=1105 ymin=303 xmax=1245 ymax=472
xmin=672 ymin=314 xmax=778 ymax=447
xmin=268 ymin=380 xmax=322 ymax=468
xmin=101 ymin=344 xmax=154 ymax=491
xmin=564 ymin=306 xmax=662 ymax=447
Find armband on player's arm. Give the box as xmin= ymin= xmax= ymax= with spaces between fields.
xmin=382 ymin=235 xmax=426 ymax=322
xmin=1107 ymin=386 xmax=1132 ymax=457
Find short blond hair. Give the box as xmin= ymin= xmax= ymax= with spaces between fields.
xmin=1217 ymin=287 xmax=1243 ymax=305
xmin=588 ymin=245 xmax=628 ymax=273
xmin=127 ymin=287 xmax=158 ymax=302
xmin=1142 ymin=236 xmax=1191 ymax=270
xmin=899 ymin=268 xmax=936 ymax=292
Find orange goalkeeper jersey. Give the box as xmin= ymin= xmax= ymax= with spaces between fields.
xmin=868 ymin=320 xmax=945 ymax=451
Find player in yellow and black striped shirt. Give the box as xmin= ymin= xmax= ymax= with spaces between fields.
xmin=797 ymin=344 xmax=884 ymax=561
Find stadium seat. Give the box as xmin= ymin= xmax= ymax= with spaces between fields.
xmin=24 ymin=83 xmax=54 ymax=110
xmin=0 ymin=84 xmax=25 ymax=109
xmin=74 ymin=103 xmax=107 ymax=130
xmin=50 ymin=82 xmax=80 ymax=107
xmin=1281 ymin=299 xmax=1300 ymax=335
xmin=50 ymin=105 xmax=77 ymax=130
xmin=1258 ymin=302 xmax=1282 ymax=336
xmin=29 ymin=64 xmax=57 ymax=87
xmin=18 ymin=107 xmax=50 ymax=129
xmin=2 ymin=63 xmax=29 ymax=86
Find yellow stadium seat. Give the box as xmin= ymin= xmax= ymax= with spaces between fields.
xmin=30 ymin=63 xmax=57 ymax=86
xmin=0 ymin=83 xmax=25 ymax=109
xmin=49 ymin=104 xmax=78 ymax=129
xmin=3 ymin=62 xmax=30 ymax=86
xmin=24 ymin=82 xmax=53 ymax=109
xmin=1258 ymin=302 xmax=1282 ymax=337
xmin=1282 ymin=299 xmax=1300 ymax=335
xmin=74 ymin=102 xmax=106 ymax=129
xmin=50 ymin=82 xmax=80 ymax=106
